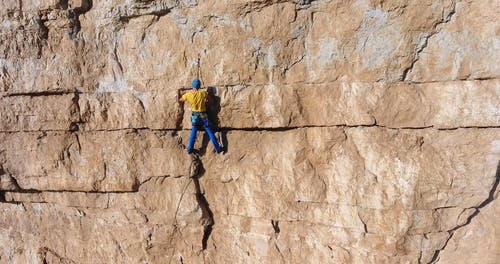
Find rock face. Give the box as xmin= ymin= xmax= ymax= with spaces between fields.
xmin=0 ymin=0 xmax=499 ymax=263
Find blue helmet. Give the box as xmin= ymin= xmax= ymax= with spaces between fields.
xmin=192 ymin=78 xmax=201 ymax=89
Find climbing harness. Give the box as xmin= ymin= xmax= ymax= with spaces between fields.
xmin=191 ymin=112 xmax=208 ymax=125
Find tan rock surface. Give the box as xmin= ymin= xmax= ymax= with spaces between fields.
xmin=1 ymin=0 xmax=499 ymax=263
xmin=406 ymin=0 xmax=500 ymax=82
xmin=437 ymin=192 xmax=500 ymax=264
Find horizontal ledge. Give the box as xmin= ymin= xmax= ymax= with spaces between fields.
xmin=3 ymin=91 xmax=81 ymax=97
xmin=1 ymin=124 xmax=499 ymax=134
xmin=2 ymin=189 xmax=138 ymax=194
xmin=2 ymin=77 xmax=499 ymax=97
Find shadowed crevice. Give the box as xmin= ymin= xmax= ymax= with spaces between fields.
xmin=401 ymin=2 xmax=457 ymax=81
xmin=271 ymin=220 xmax=280 ymax=234
xmin=38 ymin=247 xmax=76 ymax=264
xmin=428 ymin=161 xmax=500 ymax=263
xmin=189 ymin=154 xmax=214 ymax=251
xmin=197 ymin=184 xmax=214 ymax=250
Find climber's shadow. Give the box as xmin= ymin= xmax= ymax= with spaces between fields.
xmin=200 ymin=86 xmax=228 ymax=155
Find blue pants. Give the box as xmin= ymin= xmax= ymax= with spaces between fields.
xmin=188 ymin=113 xmax=221 ymax=153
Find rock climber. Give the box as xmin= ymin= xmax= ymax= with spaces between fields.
xmin=179 ymin=78 xmax=222 ymax=154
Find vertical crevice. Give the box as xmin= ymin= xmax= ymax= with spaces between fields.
xmin=0 ymin=166 xmax=21 ymax=203
xmin=271 ymin=220 xmax=280 ymax=234
xmin=0 ymin=166 xmax=5 ymax=202
xmin=176 ymin=88 xmax=188 ymax=130
xmin=67 ymin=0 xmax=93 ymax=38
xmin=189 ymin=154 xmax=214 ymax=250
xmin=70 ymin=92 xmax=81 ymax=131
xmin=428 ymin=161 xmax=500 ymax=263
xmin=37 ymin=247 xmax=75 ymax=264
xmin=401 ymin=2 xmax=457 ymax=81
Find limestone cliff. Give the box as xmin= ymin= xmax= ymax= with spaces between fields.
xmin=0 ymin=0 xmax=499 ymax=263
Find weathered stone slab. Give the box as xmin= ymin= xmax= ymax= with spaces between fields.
xmin=0 ymin=130 xmax=189 ymax=191
xmin=0 ymin=94 xmax=79 ymax=132
xmin=76 ymin=79 xmax=500 ymax=131
xmin=406 ymin=0 xmax=500 ymax=82
xmin=374 ymin=80 xmax=500 ymax=128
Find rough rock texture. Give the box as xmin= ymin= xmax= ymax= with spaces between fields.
xmin=0 ymin=0 xmax=499 ymax=263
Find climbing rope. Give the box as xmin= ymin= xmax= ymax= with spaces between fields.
xmin=196 ymin=53 xmax=201 ymax=79
xmin=167 ymin=153 xmax=204 ymax=264
xmin=196 ymin=52 xmax=205 ymax=88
